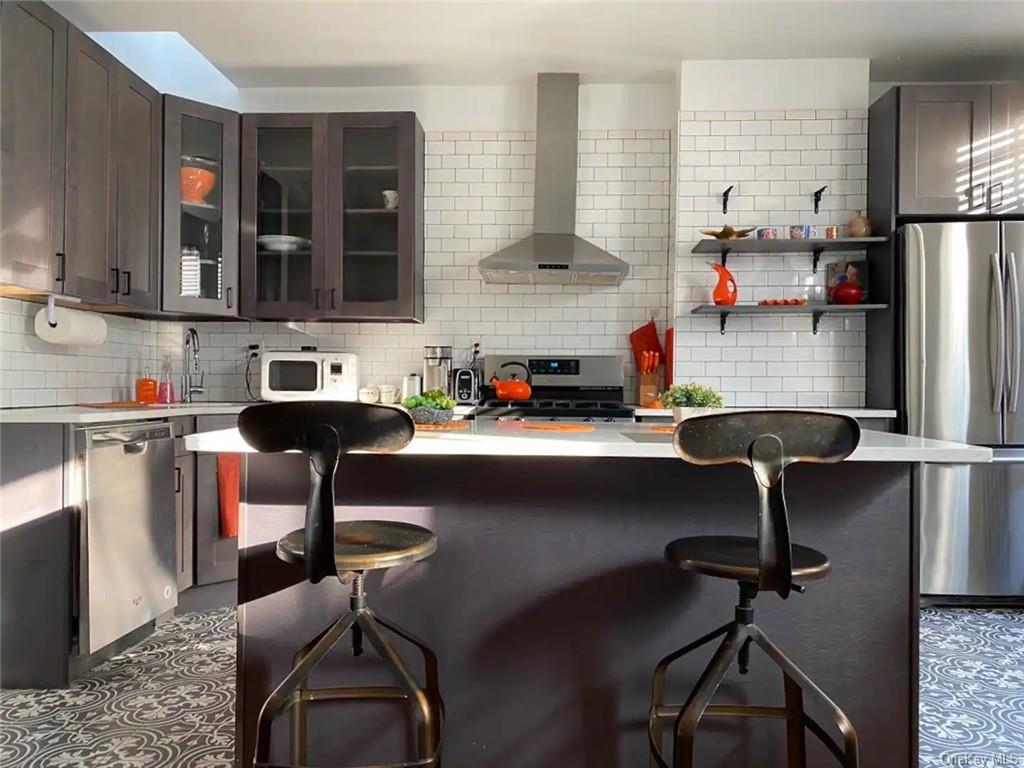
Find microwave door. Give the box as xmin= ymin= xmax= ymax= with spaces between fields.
xmin=1003 ymin=222 xmax=1024 ymax=444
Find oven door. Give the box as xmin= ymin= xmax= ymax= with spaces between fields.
xmin=260 ymin=357 xmax=323 ymax=401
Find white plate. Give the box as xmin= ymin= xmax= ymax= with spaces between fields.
xmin=257 ymin=235 xmax=311 ymax=252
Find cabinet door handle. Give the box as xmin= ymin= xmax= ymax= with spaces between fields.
xmin=329 ymin=288 xmax=336 ymax=310
xmin=314 ymin=288 xmax=321 ymax=310
xmin=971 ymin=183 xmax=986 ymax=209
xmin=990 ymin=182 xmax=1004 ymax=210
xmin=226 ymin=287 xmax=233 ymax=309
xmin=110 ymin=267 xmax=120 ymax=294
xmin=174 ymin=466 xmax=182 ymax=494
xmin=54 ymin=252 xmax=66 ymax=285
xmin=120 ymin=270 xmax=131 ymax=296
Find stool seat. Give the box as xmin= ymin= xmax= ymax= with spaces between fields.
xmin=277 ymin=520 xmax=437 ymax=572
xmin=665 ymin=535 xmax=831 ymax=583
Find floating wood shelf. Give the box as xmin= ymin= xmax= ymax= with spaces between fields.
xmin=692 ymin=302 xmax=889 ymax=335
xmin=692 ymin=237 xmax=889 ymax=273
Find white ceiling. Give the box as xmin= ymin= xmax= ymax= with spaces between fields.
xmin=54 ymin=0 xmax=1024 ymax=88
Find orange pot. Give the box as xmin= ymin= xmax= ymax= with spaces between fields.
xmin=180 ymin=166 xmax=216 ymax=203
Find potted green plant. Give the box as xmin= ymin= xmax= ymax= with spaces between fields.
xmin=402 ymin=389 xmax=457 ymax=425
xmin=658 ymin=383 xmax=724 ymax=423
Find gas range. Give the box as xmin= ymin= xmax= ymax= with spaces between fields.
xmin=474 ymin=354 xmax=635 ymax=423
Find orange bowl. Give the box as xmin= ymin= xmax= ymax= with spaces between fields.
xmin=180 ymin=166 xmax=216 ymax=203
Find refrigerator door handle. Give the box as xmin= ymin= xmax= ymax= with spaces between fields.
xmin=909 ymin=224 xmax=928 ymax=436
xmin=1009 ymin=251 xmax=1021 ymax=413
xmin=992 ymin=251 xmax=1007 ymax=413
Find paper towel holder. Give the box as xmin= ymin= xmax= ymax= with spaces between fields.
xmin=46 ymin=294 xmax=83 ymax=328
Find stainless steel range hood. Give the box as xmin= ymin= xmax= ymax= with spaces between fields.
xmin=478 ymin=74 xmax=630 ymax=286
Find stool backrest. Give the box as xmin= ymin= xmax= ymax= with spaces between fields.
xmin=672 ymin=410 xmax=860 ymax=597
xmin=239 ymin=402 xmax=415 ymax=584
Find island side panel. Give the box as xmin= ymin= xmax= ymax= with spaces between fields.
xmin=237 ymin=455 xmax=913 ymax=768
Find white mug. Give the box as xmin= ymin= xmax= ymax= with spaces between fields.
xmin=358 ymin=387 xmax=380 ymax=404
xmin=378 ymin=384 xmax=400 ymax=404
xmin=382 ymin=190 xmax=399 ymax=210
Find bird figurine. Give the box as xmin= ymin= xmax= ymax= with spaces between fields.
xmin=700 ymin=225 xmax=756 ymax=240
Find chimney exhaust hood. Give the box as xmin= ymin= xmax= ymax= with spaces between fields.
xmin=478 ymin=74 xmax=630 ymax=286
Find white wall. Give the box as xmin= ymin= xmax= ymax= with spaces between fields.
xmin=679 ymin=59 xmax=870 ymax=112
xmin=239 ymin=83 xmax=675 ymax=132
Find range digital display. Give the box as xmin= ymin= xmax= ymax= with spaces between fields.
xmin=528 ymin=358 xmax=579 ymax=375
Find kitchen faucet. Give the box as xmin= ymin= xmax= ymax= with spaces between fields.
xmin=182 ymin=328 xmax=204 ymax=403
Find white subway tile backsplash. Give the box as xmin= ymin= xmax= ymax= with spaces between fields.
xmin=672 ymin=109 xmax=868 ymax=406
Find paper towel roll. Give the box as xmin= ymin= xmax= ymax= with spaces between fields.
xmin=34 ymin=306 xmax=108 ymax=346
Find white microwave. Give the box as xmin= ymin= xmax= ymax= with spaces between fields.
xmin=260 ymin=351 xmax=359 ymax=402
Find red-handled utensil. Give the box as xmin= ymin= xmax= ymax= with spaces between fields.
xmin=630 ymin=319 xmax=664 ymax=371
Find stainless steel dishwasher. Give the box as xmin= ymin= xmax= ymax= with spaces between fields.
xmin=74 ymin=421 xmax=177 ymax=654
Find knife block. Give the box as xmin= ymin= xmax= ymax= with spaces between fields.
xmin=638 ymin=372 xmax=659 ymax=407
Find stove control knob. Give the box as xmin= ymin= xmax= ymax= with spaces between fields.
xmin=550 ymin=416 xmax=560 ymax=422
xmin=584 ymin=416 xmax=595 ymax=423
xmin=604 ymin=417 xmax=616 ymax=423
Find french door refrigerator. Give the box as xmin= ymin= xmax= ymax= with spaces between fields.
xmin=904 ymin=221 xmax=1024 ymax=598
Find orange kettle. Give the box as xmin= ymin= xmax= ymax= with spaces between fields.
xmin=491 ymin=361 xmax=532 ymax=401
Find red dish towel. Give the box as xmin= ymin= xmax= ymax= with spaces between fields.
xmin=217 ymin=453 xmax=240 ymax=538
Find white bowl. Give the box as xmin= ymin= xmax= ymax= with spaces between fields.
xmin=257 ymin=235 xmax=311 ymax=253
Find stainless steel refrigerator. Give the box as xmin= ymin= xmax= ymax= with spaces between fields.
xmin=903 ymin=221 xmax=1024 ymax=598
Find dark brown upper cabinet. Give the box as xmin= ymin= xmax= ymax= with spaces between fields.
xmin=240 ymin=113 xmax=327 ymax=319
xmin=115 ymin=67 xmax=161 ymax=310
xmin=163 ymin=95 xmax=240 ymax=316
xmin=0 ymin=1 xmax=68 ymax=293
xmin=325 ymin=112 xmax=424 ymax=322
xmin=240 ymin=111 xmax=423 ymax=322
xmin=898 ymin=85 xmax=993 ymax=216
xmin=64 ymin=27 xmax=161 ymax=310
xmin=64 ymin=26 xmax=118 ymax=303
xmin=990 ymin=85 xmax=1024 ymax=216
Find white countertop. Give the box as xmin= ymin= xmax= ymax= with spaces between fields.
xmin=185 ymin=421 xmax=991 ymax=464
xmin=0 ymin=402 xmax=249 ymax=424
xmin=0 ymin=402 xmax=892 ymax=426
xmin=0 ymin=401 xmax=474 ymax=425
xmin=631 ymin=406 xmax=898 ymax=419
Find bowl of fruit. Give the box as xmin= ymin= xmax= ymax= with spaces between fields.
xmin=402 ymin=389 xmax=456 ymax=425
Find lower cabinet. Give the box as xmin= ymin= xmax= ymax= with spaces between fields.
xmin=194 ymin=415 xmax=238 ymax=585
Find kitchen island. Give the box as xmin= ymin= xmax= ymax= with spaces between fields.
xmin=186 ymin=422 xmax=990 ymax=768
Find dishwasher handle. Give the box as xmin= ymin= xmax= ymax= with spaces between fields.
xmin=86 ymin=423 xmax=173 ymax=453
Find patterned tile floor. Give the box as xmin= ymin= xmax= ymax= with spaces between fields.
xmin=919 ymin=608 xmax=1024 ymax=767
xmin=0 ymin=608 xmax=234 ymax=768
xmin=0 ymin=607 xmax=1021 ymax=766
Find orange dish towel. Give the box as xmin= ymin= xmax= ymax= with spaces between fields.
xmin=217 ymin=453 xmax=241 ymax=539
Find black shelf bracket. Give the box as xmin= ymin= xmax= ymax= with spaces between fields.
xmin=720 ymin=312 xmax=729 ymax=335
xmin=720 ymin=247 xmax=731 ymax=268
xmin=722 ymin=185 xmax=734 ymax=215
xmin=812 ymin=246 xmax=826 ymax=274
xmin=813 ymin=185 xmax=828 ymax=214
xmin=812 ymin=311 xmax=823 ymax=335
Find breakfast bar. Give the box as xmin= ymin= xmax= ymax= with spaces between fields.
xmin=186 ymin=422 xmax=990 ymax=768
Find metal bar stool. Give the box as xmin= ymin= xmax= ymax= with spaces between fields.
xmin=240 ymin=401 xmax=443 ymax=768
xmin=649 ymin=410 xmax=861 ymax=768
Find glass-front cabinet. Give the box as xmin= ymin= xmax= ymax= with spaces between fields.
xmin=326 ymin=112 xmax=422 ymax=320
xmin=240 ymin=113 xmax=326 ymax=318
xmin=240 ymin=111 xmax=422 ymax=321
xmin=162 ymin=95 xmax=239 ymax=316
